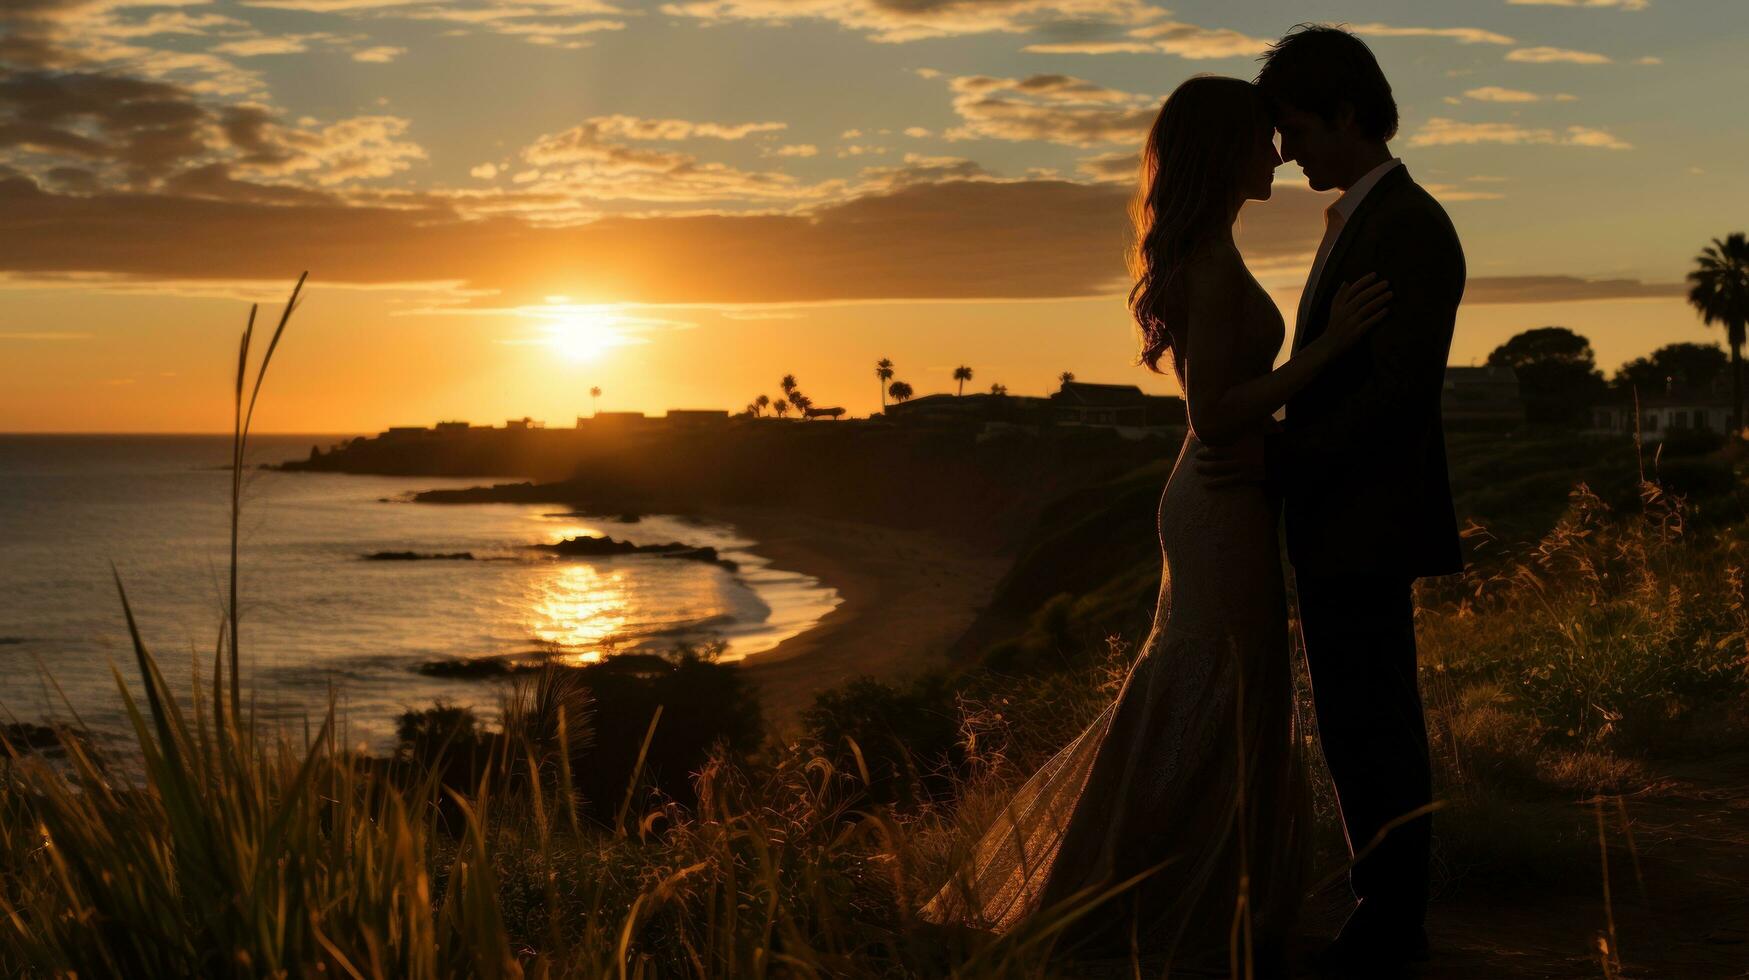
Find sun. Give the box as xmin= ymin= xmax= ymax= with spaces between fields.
xmin=541 ymin=309 xmax=626 ymax=363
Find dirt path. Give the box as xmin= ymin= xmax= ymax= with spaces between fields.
xmin=1300 ymin=752 xmax=1749 ymax=978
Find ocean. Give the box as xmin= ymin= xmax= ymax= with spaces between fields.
xmin=0 ymin=434 xmax=840 ymax=752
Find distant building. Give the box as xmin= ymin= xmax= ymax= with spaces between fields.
xmin=1592 ymin=391 xmax=1734 ymax=443
xmin=591 ymin=411 xmax=648 ymax=425
xmin=1442 ymin=365 xmax=1524 ymax=428
xmin=504 ymin=417 xmax=545 ymax=430
xmin=801 ymin=406 xmax=846 ymax=420
xmin=883 ymin=382 xmax=1185 ymax=437
xmin=384 ymin=426 xmax=429 ymax=438
xmin=884 ymin=392 xmax=1048 ymax=426
xmin=434 ymin=420 xmax=470 ymax=432
xmin=665 ymin=409 xmax=731 ymax=425
xmin=1050 ymin=381 xmax=1187 ymax=431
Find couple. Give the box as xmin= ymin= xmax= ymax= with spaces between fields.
xmin=920 ymin=24 xmax=1465 ymax=977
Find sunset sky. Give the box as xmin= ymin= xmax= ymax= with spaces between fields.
xmin=1 ymin=0 xmax=1744 ymax=432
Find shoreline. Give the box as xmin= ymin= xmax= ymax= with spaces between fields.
xmin=696 ymin=504 xmax=1012 ymax=730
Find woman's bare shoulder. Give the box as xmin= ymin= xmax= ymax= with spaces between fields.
xmin=1181 ymin=240 xmax=1246 ymax=305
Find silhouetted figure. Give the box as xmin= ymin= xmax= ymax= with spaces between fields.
xmin=1207 ymin=24 xmax=1467 ymax=975
xmin=921 ymin=71 xmax=1395 ymax=975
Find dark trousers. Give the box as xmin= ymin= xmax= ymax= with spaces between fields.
xmin=1295 ymin=572 xmax=1432 ymax=937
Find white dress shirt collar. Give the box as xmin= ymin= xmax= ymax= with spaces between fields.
xmin=1331 ymin=156 xmax=1402 ymax=223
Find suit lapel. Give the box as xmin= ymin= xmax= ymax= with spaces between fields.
xmin=1296 ymin=164 xmax=1410 ymax=351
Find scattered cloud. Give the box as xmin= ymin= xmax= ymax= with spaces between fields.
xmin=1122 ymin=21 xmax=1269 ymax=59
xmin=1507 ymin=0 xmax=1647 ymax=9
xmin=657 ymin=0 xmax=1166 ymax=44
xmin=212 ymin=36 xmax=322 ymax=57
xmin=1463 ymin=86 xmax=1576 ymax=102
xmin=0 ymin=172 xmax=1685 ymax=312
xmin=579 ymin=115 xmax=787 ymax=141
xmin=351 ymin=45 xmax=405 ymax=62
xmin=767 ymin=144 xmax=819 ymax=157
xmin=1422 ymin=183 xmax=1506 ymax=202
xmin=1635 ymin=55 xmax=1662 ymax=65
xmin=1349 ymin=24 xmax=1515 ymax=46
xmin=1075 ymin=150 xmax=1139 ymax=183
xmin=1464 ymin=276 xmax=1680 ymax=303
xmin=1024 ymin=19 xmax=1269 ymax=59
xmin=939 ymin=73 xmax=1157 ymax=148
xmin=1506 ymin=46 xmax=1612 ymax=64
xmin=471 ymin=162 xmax=499 ymax=179
xmin=1408 ymin=117 xmax=1632 ymax=150
xmin=501 ymin=116 xmax=838 ymax=206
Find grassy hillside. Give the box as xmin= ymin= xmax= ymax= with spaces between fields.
xmin=6 ymin=430 xmax=1748 ymax=976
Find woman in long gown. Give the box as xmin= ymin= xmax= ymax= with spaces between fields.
xmin=918 ymin=76 xmax=1394 ymax=974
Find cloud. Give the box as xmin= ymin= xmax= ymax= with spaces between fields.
xmin=500 ymin=116 xmax=840 ymax=206
xmin=1421 ymin=183 xmax=1506 ymax=202
xmin=1562 ymin=125 xmax=1632 ymax=150
xmin=939 ymin=73 xmax=1157 ymax=148
xmin=1507 ymin=0 xmax=1647 ymax=9
xmin=0 ymin=171 xmax=1141 ymax=305
xmin=232 ymin=0 xmax=627 ymax=49
xmin=1464 ymin=276 xmax=1680 ymax=304
xmin=351 ymin=45 xmax=405 ymax=62
xmin=1506 ymin=46 xmax=1612 ymax=64
xmin=0 ymin=172 xmax=1682 ymax=312
xmin=658 ymin=0 xmax=1166 ymax=43
xmin=1464 ymin=86 xmax=1577 ymax=102
xmin=212 ymin=36 xmax=322 ymax=57
xmin=0 ymin=66 xmax=429 ymax=191
xmin=1348 ymin=23 xmax=1515 ymax=46
xmin=1122 ymin=21 xmax=1270 ymax=59
xmin=2 ymin=0 xmax=270 ymax=97
xmin=585 ymin=115 xmax=787 ymax=141
xmin=1074 ymin=150 xmax=1139 ymax=183
xmin=852 ymin=152 xmax=991 ymax=191
xmin=1024 ymin=19 xmax=1269 ymax=59
xmin=1408 ymin=117 xmax=1632 ymax=150
xmin=767 ymin=143 xmax=819 ymax=157
xmin=471 ymin=162 xmax=499 ymax=178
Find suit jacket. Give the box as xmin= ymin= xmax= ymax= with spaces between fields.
xmin=1281 ymin=163 xmax=1466 ymax=579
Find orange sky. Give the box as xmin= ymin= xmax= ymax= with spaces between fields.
xmin=1 ymin=0 xmax=1742 ymax=431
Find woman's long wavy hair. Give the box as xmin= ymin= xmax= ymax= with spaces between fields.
xmin=1128 ymin=75 xmax=1271 ymax=374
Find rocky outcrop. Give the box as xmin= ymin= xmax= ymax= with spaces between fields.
xmin=532 ymin=535 xmax=738 ymax=572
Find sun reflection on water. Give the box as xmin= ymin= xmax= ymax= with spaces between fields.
xmin=527 ymin=562 xmax=631 ymax=664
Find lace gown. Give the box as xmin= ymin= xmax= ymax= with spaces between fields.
xmin=920 ymin=269 xmax=1311 ymax=968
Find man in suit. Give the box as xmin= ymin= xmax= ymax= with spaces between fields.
xmin=1204 ymin=24 xmax=1467 ymax=975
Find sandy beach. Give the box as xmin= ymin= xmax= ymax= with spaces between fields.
xmin=699 ymin=504 xmax=1013 ymax=731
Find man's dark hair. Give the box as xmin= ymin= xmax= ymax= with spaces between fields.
xmin=1255 ymin=24 xmax=1398 ymax=142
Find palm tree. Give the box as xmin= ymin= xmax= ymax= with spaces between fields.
xmin=1058 ymin=371 xmax=1075 ymax=387
xmin=989 ymin=382 xmax=1008 ymax=396
xmin=755 ymin=393 xmax=770 ymax=417
xmin=791 ymin=392 xmax=814 ymax=418
xmin=1689 ymin=232 xmax=1749 ymax=435
xmin=875 ymin=358 xmax=894 ymax=408
xmin=953 ymin=364 xmax=973 ymax=396
xmin=888 ymin=380 xmax=914 ymax=403
xmin=773 ymin=398 xmax=789 ymax=418
xmin=780 ymin=374 xmax=798 ymax=399
xmin=589 ymin=385 xmax=601 ymax=415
